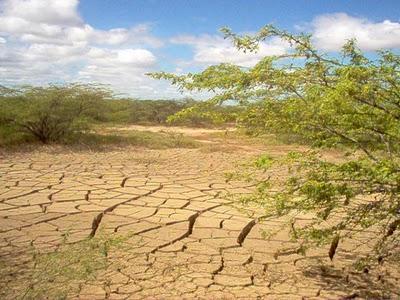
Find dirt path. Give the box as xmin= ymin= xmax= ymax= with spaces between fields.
xmin=0 ymin=128 xmax=398 ymax=299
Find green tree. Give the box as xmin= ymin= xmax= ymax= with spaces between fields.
xmin=149 ymin=25 xmax=400 ymax=268
xmin=0 ymin=84 xmax=112 ymax=143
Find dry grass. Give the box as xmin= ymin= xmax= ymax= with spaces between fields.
xmin=0 ymin=231 xmax=126 ymax=300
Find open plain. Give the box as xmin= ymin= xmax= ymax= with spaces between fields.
xmin=0 ymin=127 xmax=399 ymax=299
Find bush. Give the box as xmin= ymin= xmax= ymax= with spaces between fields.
xmin=102 ymin=97 xmax=238 ymax=127
xmin=0 ymin=124 xmax=35 ymax=146
xmin=0 ymin=84 xmax=112 ymax=143
xmin=0 ymin=84 xmax=238 ymax=147
xmin=150 ymin=25 xmax=400 ymax=269
xmin=64 ymin=130 xmax=199 ymax=150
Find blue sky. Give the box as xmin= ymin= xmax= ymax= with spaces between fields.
xmin=79 ymin=0 xmax=400 ymax=34
xmin=0 ymin=0 xmax=400 ymax=98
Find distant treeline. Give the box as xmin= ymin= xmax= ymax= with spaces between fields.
xmin=0 ymin=84 xmax=239 ymax=145
xmin=102 ymin=97 xmax=238 ymax=126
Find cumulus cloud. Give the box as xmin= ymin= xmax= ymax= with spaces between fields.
xmin=0 ymin=0 xmax=163 ymax=47
xmin=2 ymin=1 xmax=400 ymax=99
xmin=79 ymin=48 xmax=156 ymax=82
xmin=171 ymin=34 xmax=289 ymax=67
xmin=0 ymin=0 xmax=171 ymax=97
xmin=75 ymin=47 xmax=195 ymax=98
xmin=1 ymin=0 xmax=82 ymax=26
xmin=311 ymin=13 xmax=400 ymax=51
xmin=173 ymin=14 xmax=400 ymax=68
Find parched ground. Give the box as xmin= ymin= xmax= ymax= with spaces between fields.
xmin=0 ymin=127 xmax=398 ymax=299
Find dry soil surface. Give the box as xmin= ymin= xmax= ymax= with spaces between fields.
xmin=0 ymin=127 xmax=398 ymax=299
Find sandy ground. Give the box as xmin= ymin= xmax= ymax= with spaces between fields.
xmin=108 ymin=124 xmax=234 ymax=137
xmin=0 ymin=126 xmax=398 ymax=299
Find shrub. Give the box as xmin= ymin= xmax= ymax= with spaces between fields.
xmin=149 ymin=25 xmax=400 ymax=268
xmin=0 ymin=84 xmax=111 ymax=143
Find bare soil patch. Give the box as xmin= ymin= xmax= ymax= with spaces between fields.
xmin=0 ymin=126 xmax=398 ymax=299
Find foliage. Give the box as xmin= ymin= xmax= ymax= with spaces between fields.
xmin=68 ymin=128 xmax=199 ymax=150
xmin=0 ymin=84 xmax=111 ymax=143
xmin=103 ymin=98 xmax=186 ymax=124
xmin=149 ymin=68 xmax=246 ymax=126
xmin=0 ymin=84 xmax=235 ymax=146
xmin=166 ymin=100 xmax=241 ymax=127
xmin=104 ymin=97 xmax=239 ymax=127
xmin=0 ymin=124 xmax=35 ymax=146
xmin=149 ymin=25 xmax=400 ymax=268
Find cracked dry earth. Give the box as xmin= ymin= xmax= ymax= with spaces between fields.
xmin=0 ymin=133 xmax=399 ymax=299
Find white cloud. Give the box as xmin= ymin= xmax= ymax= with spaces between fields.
xmin=0 ymin=0 xmax=175 ymax=98
xmin=0 ymin=0 xmax=82 ymax=26
xmin=0 ymin=0 xmax=163 ymax=48
xmin=311 ymin=13 xmax=400 ymax=51
xmin=173 ymin=14 xmax=400 ymax=69
xmin=76 ymin=47 xmax=167 ymax=97
xmin=85 ymin=48 xmax=156 ymax=72
xmin=171 ymin=34 xmax=289 ymax=67
xmin=3 ymin=1 xmax=399 ymax=99
xmin=116 ymin=49 xmax=156 ymax=66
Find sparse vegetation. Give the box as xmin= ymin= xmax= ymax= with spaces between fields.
xmin=1 ymin=0 xmax=399 ymax=298
xmin=150 ymin=25 xmax=400 ymax=269
xmin=0 ymin=231 xmax=126 ymax=300
xmin=0 ymin=85 xmax=235 ymax=147
xmin=67 ymin=128 xmax=200 ymax=150
xmin=0 ymin=84 xmax=111 ymax=144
